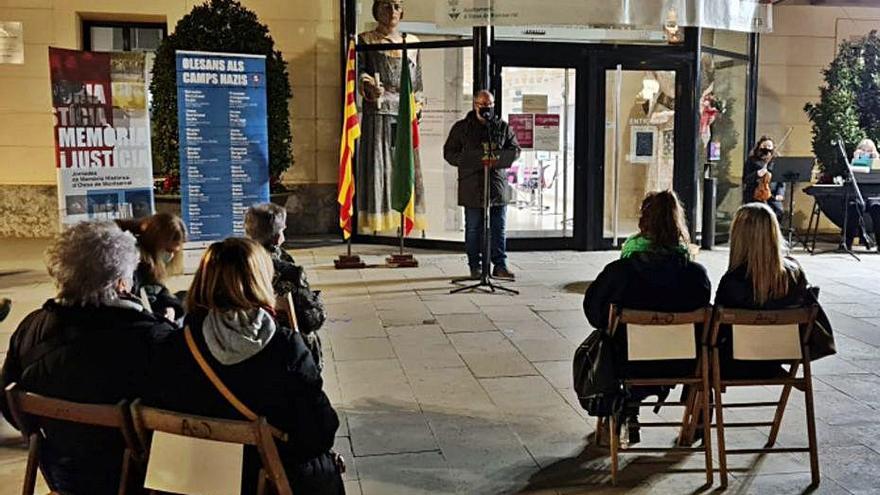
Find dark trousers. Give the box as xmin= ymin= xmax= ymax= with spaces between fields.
xmin=464 ymin=206 xmax=507 ymax=270
xmin=768 ymin=199 xmax=784 ymax=222
xmin=846 ymin=201 xmax=880 ymax=248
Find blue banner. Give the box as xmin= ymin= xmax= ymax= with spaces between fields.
xmin=176 ymin=50 xmax=269 ymax=242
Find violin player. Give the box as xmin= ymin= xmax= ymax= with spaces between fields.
xmin=743 ymin=135 xmax=785 ymax=220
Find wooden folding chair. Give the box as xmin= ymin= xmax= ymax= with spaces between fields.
xmin=603 ymin=305 xmax=714 ymax=486
xmin=3 ymin=382 xmax=141 ymax=495
xmin=709 ymin=306 xmax=820 ymax=488
xmin=129 ymin=399 xmax=293 ymax=495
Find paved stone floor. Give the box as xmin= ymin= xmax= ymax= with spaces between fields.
xmin=2 ymin=238 xmax=880 ymax=494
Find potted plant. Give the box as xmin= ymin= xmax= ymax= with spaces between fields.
xmin=151 ymin=0 xmax=294 ymax=209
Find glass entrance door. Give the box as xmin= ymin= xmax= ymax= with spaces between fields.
xmin=603 ymin=67 xmax=678 ymax=244
xmin=497 ymin=67 xmax=576 ymax=239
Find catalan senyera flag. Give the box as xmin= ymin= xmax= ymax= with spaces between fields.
xmin=337 ymin=40 xmax=360 ymax=240
xmin=390 ymin=44 xmax=419 ymax=237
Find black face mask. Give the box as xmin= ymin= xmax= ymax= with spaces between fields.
xmin=478 ymin=106 xmax=495 ymax=121
xmin=758 ymin=148 xmax=773 ymax=157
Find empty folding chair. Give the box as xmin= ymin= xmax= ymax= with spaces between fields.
xmin=129 ymin=399 xmax=292 ymax=495
xmin=709 ymin=306 xmax=820 ymax=488
xmin=4 ymin=382 xmax=141 ymax=495
xmin=603 ymin=305 xmax=714 ymax=486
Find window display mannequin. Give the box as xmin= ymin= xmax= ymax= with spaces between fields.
xmin=357 ymin=0 xmax=427 ymax=234
xmin=624 ymin=72 xmax=676 ymax=200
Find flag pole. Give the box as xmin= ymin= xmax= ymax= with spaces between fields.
xmin=400 ymin=212 xmax=405 ymax=255
xmin=387 ymin=33 xmax=417 ymax=268
xmin=400 ymin=34 xmax=407 ymax=258
xmin=335 ymin=36 xmax=366 ymax=270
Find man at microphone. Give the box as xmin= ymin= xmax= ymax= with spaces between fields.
xmin=444 ymin=90 xmax=521 ymax=280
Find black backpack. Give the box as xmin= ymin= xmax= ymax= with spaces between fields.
xmin=573 ymin=330 xmax=625 ymax=417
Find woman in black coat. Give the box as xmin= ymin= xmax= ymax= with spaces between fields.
xmin=0 ymin=221 xmax=176 ymax=495
xmin=145 ymin=238 xmax=344 ymax=495
xmin=584 ymin=191 xmax=711 ymax=442
xmin=742 ymin=135 xmax=785 ymax=220
xmin=715 ymin=203 xmax=835 ymax=377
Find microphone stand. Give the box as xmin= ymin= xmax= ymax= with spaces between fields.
xmin=451 ymin=118 xmax=519 ymax=295
xmin=817 ymin=139 xmax=868 ymax=261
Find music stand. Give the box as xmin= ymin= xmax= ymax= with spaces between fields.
xmin=451 ymin=119 xmax=519 ymax=295
xmin=773 ymin=157 xmax=815 ymax=249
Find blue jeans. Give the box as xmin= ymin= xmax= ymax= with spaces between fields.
xmin=464 ymin=206 xmax=507 ymax=271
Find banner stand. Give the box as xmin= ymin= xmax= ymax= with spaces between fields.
xmin=334 ymin=238 xmax=367 ymax=269
xmin=386 ymin=212 xmax=418 ymax=268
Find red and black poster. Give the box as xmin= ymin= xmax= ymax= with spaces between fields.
xmin=50 ymin=47 xmax=154 ymax=224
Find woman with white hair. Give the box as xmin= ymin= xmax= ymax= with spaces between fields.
xmin=854 ymin=138 xmax=880 ymax=250
xmin=0 ymin=221 xmax=176 ymax=494
xmin=245 ymin=203 xmax=326 ymax=369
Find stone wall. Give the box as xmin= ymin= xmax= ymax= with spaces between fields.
xmin=0 ymin=185 xmax=58 ymax=238
xmin=0 ymin=0 xmax=342 ymax=237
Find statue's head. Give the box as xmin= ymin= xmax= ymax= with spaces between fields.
xmin=373 ymin=0 xmax=403 ymax=29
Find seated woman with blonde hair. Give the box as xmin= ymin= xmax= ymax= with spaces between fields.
xmin=715 ymin=203 xmax=835 ymax=377
xmin=146 ymin=238 xmax=344 ymax=494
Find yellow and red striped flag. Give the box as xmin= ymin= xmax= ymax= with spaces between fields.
xmin=391 ymin=44 xmax=419 ymax=237
xmin=337 ymin=39 xmax=361 ymax=239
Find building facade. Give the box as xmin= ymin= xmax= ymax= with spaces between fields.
xmin=1 ymin=1 xmax=878 ymax=245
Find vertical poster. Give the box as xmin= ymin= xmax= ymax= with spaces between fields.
xmin=176 ymin=50 xmax=269 ymax=243
xmin=533 ymin=114 xmax=560 ymax=152
xmin=508 ymin=114 xmax=534 ymax=149
xmin=50 ymin=48 xmax=154 ymax=224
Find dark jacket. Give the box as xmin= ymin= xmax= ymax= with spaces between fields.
xmin=715 ymin=259 xmax=835 ymax=376
xmin=132 ymin=261 xmax=184 ymax=321
xmin=584 ymin=251 xmax=712 ymax=377
xmin=267 ymin=244 xmax=326 ymax=334
xmin=443 ymin=111 xmax=521 ymax=208
xmin=144 ymin=310 xmax=340 ymax=494
xmin=742 ymin=159 xmax=785 ymax=206
xmin=0 ymin=299 xmax=175 ymax=495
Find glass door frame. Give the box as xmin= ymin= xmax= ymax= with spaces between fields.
xmin=489 ymin=43 xmax=588 ymax=251
xmin=491 ymin=37 xmax=700 ymax=251
xmin=592 ymin=51 xmax=698 ymax=250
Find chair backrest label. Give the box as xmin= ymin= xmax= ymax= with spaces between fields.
xmin=733 ymin=324 xmax=802 ymax=360
xmin=627 ymin=324 xmax=696 ymax=361
xmin=145 ymin=430 xmax=243 ymax=495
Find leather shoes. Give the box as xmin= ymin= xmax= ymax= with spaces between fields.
xmin=469 ymin=267 xmax=481 ymax=280
xmin=491 ymin=266 xmax=515 ymax=280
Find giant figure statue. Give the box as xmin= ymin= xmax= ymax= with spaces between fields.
xmin=357 ymin=0 xmax=427 ymax=234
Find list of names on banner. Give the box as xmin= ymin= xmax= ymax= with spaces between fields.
xmin=176 ymin=51 xmax=269 ymax=242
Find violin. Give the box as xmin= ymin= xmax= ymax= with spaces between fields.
xmin=754 ymin=168 xmax=772 ymax=202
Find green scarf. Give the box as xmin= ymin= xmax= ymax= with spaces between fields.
xmin=620 ymin=234 xmax=690 ymax=260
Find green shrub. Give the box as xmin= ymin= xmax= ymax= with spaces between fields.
xmin=805 ymin=30 xmax=880 ymax=178
xmin=151 ymin=0 xmax=293 ymax=193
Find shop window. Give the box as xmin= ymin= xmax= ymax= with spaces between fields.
xmin=355 ymin=42 xmax=473 ymax=241
xmin=699 ymin=51 xmax=749 ymax=237
xmin=702 ymin=28 xmax=749 ymax=55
